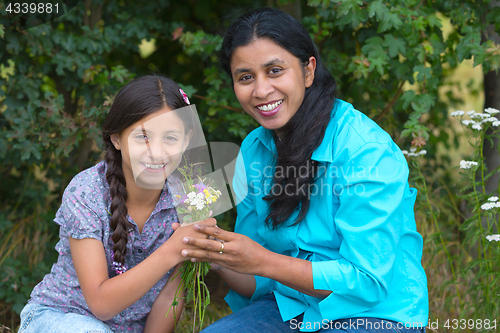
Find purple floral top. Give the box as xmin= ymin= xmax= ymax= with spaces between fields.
xmin=28 ymin=161 xmax=182 ymax=332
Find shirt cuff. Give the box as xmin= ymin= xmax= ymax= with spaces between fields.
xmin=312 ymin=260 xmax=343 ymax=292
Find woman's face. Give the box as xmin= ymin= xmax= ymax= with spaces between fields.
xmin=230 ymin=38 xmax=316 ymax=137
xmin=111 ymin=106 xmax=192 ymax=190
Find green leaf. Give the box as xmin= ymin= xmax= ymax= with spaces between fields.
xmin=378 ymin=11 xmax=403 ymax=33
xmin=427 ymin=14 xmax=442 ymax=29
xmin=307 ymin=0 xmax=323 ymax=6
xmin=369 ymin=56 xmax=387 ymax=76
xmin=368 ymin=1 xmax=388 ymax=20
xmin=401 ymin=90 xmax=416 ymax=110
xmin=0 ymin=24 xmax=4 ymax=39
xmin=383 ymin=34 xmax=406 ymax=58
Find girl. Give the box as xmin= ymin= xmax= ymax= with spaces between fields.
xmin=181 ymin=8 xmax=429 ymax=333
xmin=18 ymin=75 xmax=216 ymax=333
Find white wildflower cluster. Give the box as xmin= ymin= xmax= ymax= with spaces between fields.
xmin=184 ymin=187 xmax=222 ymax=211
xmin=450 ymin=110 xmax=464 ymax=117
xmin=459 ymin=160 xmax=478 ymax=169
xmin=486 ymin=234 xmax=500 ymax=242
xmin=452 ymin=109 xmax=500 ymax=128
xmin=481 ymin=196 xmax=500 ymax=210
xmin=485 ymin=107 xmax=500 ymax=115
xmin=185 ymin=192 xmax=208 ymax=210
xmin=401 ymin=147 xmax=427 ymax=157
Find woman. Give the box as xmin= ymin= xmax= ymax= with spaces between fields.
xmin=181 ymin=8 xmax=428 ymax=333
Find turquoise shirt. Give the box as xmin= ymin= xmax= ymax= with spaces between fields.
xmin=225 ymin=99 xmax=429 ymax=331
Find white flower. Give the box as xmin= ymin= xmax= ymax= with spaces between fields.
xmin=481 ymin=117 xmax=498 ymax=123
xmin=481 ymin=202 xmax=496 ymax=210
xmin=488 ymin=196 xmax=499 ymax=202
xmin=472 ymin=123 xmax=482 ymax=130
xmin=195 ymin=202 xmax=205 ymax=210
xmin=471 ymin=113 xmax=489 ymax=119
xmin=485 ymin=107 xmax=500 ymax=115
xmin=461 ymin=120 xmax=475 ymax=126
xmin=460 ymin=160 xmax=478 ymax=169
xmin=196 ymin=192 xmax=205 ymax=200
xmin=187 ymin=192 xmax=197 ymax=201
xmin=466 ymin=110 xmax=476 ymax=115
xmin=486 ymin=234 xmax=500 ymax=242
xmin=492 ymin=121 xmax=500 ymax=127
xmin=451 ymin=110 xmax=465 ymax=117
xmin=401 ymin=150 xmax=408 ymax=155
xmin=419 ymin=150 xmax=427 ymax=155
xmin=410 ymin=147 xmax=417 ymax=153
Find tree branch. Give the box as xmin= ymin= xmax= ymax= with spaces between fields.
xmin=375 ymin=81 xmax=405 ymax=122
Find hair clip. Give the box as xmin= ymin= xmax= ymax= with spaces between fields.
xmin=179 ymin=88 xmax=190 ymax=105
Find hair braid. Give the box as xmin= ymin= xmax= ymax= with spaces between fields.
xmin=105 ymin=146 xmax=131 ymax=265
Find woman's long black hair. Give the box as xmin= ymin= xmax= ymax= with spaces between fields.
xmin=101 ymin=75 xmax=193 ymax=266
xmin=220 ymin=8 xmax=338 ymax=229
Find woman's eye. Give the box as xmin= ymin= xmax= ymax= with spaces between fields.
xmin=239 ymin=74 xmax=253 ymax=82
xmin=269 ymin=67 xmax=283 ymax=75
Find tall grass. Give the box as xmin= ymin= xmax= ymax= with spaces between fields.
xmin=408 ymin=108 xmax=500 ymax=332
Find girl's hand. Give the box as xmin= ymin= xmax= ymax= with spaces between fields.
xmin=179 ymin=224 xmax=268 ymax=276
xmin=166 ymin=218 xmax=217 ymax=264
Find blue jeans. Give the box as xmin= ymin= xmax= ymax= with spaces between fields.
xmin=18 ymin=303 xmax=113 ymax=333
xmin=201 ymin=294 xmax=426 ymax=333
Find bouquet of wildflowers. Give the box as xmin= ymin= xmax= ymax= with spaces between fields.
xmin=169 ymin=160 xmax=222 ymax=332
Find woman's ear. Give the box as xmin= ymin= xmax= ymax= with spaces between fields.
xmin=305 ymin=56 xmax=317 ymax=88
xmin=110 ymin=133 xmax=121 ymax=150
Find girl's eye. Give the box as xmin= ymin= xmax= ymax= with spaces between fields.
xmin=165 ymin=136 xmax=178 ymax=142
xmin=135 ymin=134 xmax=148 ymax=140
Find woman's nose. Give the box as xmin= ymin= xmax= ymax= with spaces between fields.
xmin=252 ymin=76 xmax=274 ymax=99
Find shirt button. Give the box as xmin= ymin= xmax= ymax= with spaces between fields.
xmin=137 ymin=248 xmax=143 ymax=254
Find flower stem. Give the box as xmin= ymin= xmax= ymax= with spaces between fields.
xmin=416 ymin=161 xmax=462 ymax=306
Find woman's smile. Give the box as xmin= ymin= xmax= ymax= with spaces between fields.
xmin=255 ymin=99 xmax=283 ymax=117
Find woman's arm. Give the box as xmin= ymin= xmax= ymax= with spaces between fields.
xmin=70 ymin=219 xmax=216 ymax=321
xmin=210 ymin=264 xmax=256 ymax=298
xmin=144 ymin=264 xmax=184 ymax=333
xmin=181 ymin=225 xmax=331 ymax=299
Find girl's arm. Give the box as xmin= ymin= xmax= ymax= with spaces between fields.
xmin=144 ymin=263 xmax=184 ymax=333
xmin=69 ymin=219 xmax=216 ymax=321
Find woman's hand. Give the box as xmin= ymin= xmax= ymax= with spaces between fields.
xmin=165 ymin=218 xmax=217 ymax=264
xmin=179 ymin=224 xmax=268 ymax=276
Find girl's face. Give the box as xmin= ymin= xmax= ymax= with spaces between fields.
xmin=111 ymin=106 xmax=192 ymax=190
xmin=230 ymin=38 xmax=316 ymax=138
